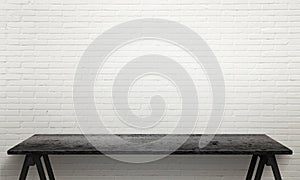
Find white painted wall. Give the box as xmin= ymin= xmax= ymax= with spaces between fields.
xmin=1 ymin=0 xmax=299 ymax=179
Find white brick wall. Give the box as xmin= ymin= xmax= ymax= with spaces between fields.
xmin=1 ymin=0 xmax=300 ymax=179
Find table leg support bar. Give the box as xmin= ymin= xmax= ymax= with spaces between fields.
xmin=19 ymin=154 xmax=55 ymax=180
xmin=246 ymin=155 xmax=283 ymax=180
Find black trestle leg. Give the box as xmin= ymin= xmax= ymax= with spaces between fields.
xmin=43 ymin=155 xmax=56 ymax=180
xmin=33 ymin=155 xmax=47 ymax=180
xmin=267 ymin=155 xmax=282 ymax=180
xmin=248 ymin=155 xmax=283 ymax=180
xmin=19 ymin=154 xmax=56 ymax=180
xmin=254 ymin=155 xmax=267 ymax=180
xmin=19 ymin=155 xmax=34 ymax=180
xmin=246 ymin=155 xmax=258 ymax=180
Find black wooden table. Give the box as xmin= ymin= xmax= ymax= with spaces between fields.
xmin=7 ymin=134 xmax=292 ymax=180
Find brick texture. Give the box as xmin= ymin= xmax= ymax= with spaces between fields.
xmin=1 ymin=0 xmax=299 ymax=179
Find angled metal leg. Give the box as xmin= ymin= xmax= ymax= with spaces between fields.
xmin=19 ymin=155 xmax=35 ymax=180
xmin=254 ymin=155 xmax=267 ymax=180
xmin=33 ymin=155 xmax=47 ymax=180
xmin=43 ymin=155 xmax=56 ymax=180
xmin=267 ymin=155 xmax=282 ymax=180
xmin=19 ymin=154 xmax=55 ymax=180
xmin=246 ymin=155 xmax=258 ymax=180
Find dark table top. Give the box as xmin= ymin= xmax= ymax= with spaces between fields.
xmin=7 ymin=134 xmax=292 ymax=155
